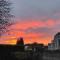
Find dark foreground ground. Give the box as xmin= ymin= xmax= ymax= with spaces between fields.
xmin=0 ymin=50 xmax=60 ymax=60
xmin=0 ymin=45 xmax=60 ymax=60
xmin=12 ymin=51 xmax=60 ymax=60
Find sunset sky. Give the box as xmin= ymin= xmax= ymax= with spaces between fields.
xmin=0 ymin=0 xmax=60 ymax=45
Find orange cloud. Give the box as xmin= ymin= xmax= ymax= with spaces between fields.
xmin=0 ymin=18 xmax=59 ymax=45
xmin=9 ymin=19 xmax=57 ymax=30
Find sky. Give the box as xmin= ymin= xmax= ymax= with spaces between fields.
xmin=0 ymin=0 xmax=60 ymax=45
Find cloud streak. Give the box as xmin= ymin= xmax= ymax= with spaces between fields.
xmin=0 ymin=18 xmax=59 ymax=45
xmin=0 ymin=0 xmax=60 ymax=45
xmin=11 ymin=0 xmax=60 ymax=20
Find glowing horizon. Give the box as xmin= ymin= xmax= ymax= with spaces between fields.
xmin=0 ymin=0 xmax=60 ymax=45
xmin=0 ymin=18 xmax=59 ymax=45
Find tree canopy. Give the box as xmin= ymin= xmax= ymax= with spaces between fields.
xmin=0 ymin=0 xmax=13 ymax=36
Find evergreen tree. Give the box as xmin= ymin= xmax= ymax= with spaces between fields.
xmin=16 ymin=37 xmax=24 ymax=51
xmin=0 ymin=0 xmax=13 ymax=35
xmin=17 ymin=37 xmax=24 ymax=45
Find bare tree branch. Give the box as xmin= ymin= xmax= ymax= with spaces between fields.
xmin=0 ymin=0 xmax=13 ymax=36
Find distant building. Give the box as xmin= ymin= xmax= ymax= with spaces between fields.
xmin=32 ymin=43 xmax=44 ymax=52
xmin=48 ymin=42 xmax=54 ymax=50
xmin=25 ymin=42 xmax=44 ymax=52
xmin=48 ymin=32 xmax=60 ymax=50
xmin=25 ymin=44 xmax=33 ymax=51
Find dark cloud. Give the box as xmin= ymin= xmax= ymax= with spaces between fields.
xmin=24 ymin=27 xmax=54 ymax=36
xmin=11 ymin=0 xmax=60 ymax=20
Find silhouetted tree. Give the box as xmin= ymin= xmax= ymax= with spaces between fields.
xmin=0 ymin=0 xmax=13 ymax=36
xmin=16 ymin=37 xmax=24 ymax=51
xmin=17 ymin=37 xmax=24 ymax=45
